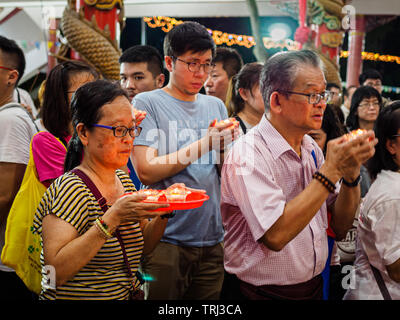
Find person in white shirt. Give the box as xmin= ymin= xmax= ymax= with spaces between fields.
xmin=344 ymin=101 xmax=400 ymax=300
xmin=0 ymin=35 xmax=37 ymax=300
xmin=13 ymin=87 xmax=38 ymax=118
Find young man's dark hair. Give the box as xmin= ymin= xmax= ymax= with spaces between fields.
xmin=0 ymin=35 xmax=26 ymax=84
xmin=163 ymin=21 xmax=216 ymax=58
xmin=212 ymin=47 xmax=243 ymax=79
xmin=359 ymin=69 xmax=383 ymax=86
xmin=119 ymin=45 xmax=163 ymax=78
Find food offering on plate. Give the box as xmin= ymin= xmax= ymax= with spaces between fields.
xmin=165 ymin=185 xmax=191 ymax=201
xmin=138 ymin=189 xmax=164 ymax=201
xmin=211 ymin=118 xmax=239 ymax=129
xmin=134 ymin=183 xmax=209 ymax=212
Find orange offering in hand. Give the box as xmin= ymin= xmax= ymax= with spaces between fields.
xmin=211 ymin=118 xmax=239 ymax=129
xmin=344 ymin=129 xmax=374 ymax=142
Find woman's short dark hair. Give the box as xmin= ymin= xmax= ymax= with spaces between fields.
xmin=64 ymin=80 xmax=129 ymax=172
xmin=230 ymin=62 xmax=263 ymax=116
xmin=163 ymin=21 xmax=216 ymax=58
xmin=41 ymin=61 xmax=99 ymax=141
xmin=345 ymin=85 xmax=382 ymax=131
xmin=367 ymin=101 xmax=400 ymax=180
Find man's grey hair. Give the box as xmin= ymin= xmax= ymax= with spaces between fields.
xmin=260 ymin=50 xmax=325 ymax=112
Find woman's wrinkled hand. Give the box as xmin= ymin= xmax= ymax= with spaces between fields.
xmin=106 ymin=192 xmax=172 ymax=224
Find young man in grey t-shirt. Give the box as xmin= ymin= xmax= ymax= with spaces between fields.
xmin=132 ymin=21 xmax=239 ymax=299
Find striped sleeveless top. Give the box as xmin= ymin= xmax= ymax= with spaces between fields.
xmin=33 ymin=169 xmax=143 ymax=300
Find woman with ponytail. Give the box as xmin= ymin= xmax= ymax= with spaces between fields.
xmin=229 ymin=62 xmax=265 ymax=135
xmin=33 ymin=80 xmax=172 ymax=300
xmin=33 ymin=61 xmax=99 ymax=187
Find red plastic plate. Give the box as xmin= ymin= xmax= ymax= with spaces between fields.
xmin=143 ymin=191 xmax=210 ymax=212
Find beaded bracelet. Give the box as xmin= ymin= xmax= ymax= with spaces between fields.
xmin=312 ymin=172 xmax=336 ymax=193
xmin=94 ymin=218 xmax=113 ymax=239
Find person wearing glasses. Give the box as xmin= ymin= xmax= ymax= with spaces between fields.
xmin=33 ymin=80 xmax=173 ymax=300
xmin=346 ymin=86 xmax=382 ymax=199
xmin=344 ymin=101 xmax=400 ymax=300
xmin=0 ymin=35 xmax=38 ymax=300
xmin=336 ymin=86 xmax=384 ymax=276
xmin=346 ymin=86 xmax=383 ymax=133
xmin=132 ymin=21 xmax=239 ymax=300
xmin=359 ymin=69 xmax=390 ymax=108
xmin=220 ymin=49 xmax=377 ymax=300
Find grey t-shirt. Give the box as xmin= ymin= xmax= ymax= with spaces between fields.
xmin=133 ymin=89 xmax=228 ymax=247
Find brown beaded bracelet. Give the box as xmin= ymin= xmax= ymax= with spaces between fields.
xmin=312 ymin=172 xmax=336 ymax=193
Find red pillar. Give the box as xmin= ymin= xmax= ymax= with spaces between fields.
xmin=346 ymin=15 xmax=365 ymax=88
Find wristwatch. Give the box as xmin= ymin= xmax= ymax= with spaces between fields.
xmin=161 ymin=211 xmax=176 ymax=219
xmin=341 ymin=175 xmax=362 ymax=187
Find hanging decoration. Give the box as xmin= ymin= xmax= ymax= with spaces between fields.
xmin=143 ymin=15 xmax=400 ymax=68
xmin=143 ymin=16 xmax=256 ymax=49
xmin=340 ymin=51 xmax=400 ymax=65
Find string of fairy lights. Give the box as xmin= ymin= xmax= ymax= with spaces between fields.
xmin=143 ymin=16 xmax=400 ymax=94
xmin=143 ymin=16 xmax=400 ymax=63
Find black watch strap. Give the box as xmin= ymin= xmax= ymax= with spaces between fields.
xmin=341 ymin=175 xmax=361 ymax=187
xmin=161 ymin=210 xmax=176 ymax=219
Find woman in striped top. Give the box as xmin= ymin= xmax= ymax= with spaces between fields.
xmin=33 ymin=80 xmax=172 ymax=300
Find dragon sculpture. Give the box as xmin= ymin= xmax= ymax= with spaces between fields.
xmin=56 ymin=0 xmax=124 ymax=80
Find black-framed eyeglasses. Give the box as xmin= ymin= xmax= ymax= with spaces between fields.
xmin=279 ymin=90 xmax=333 ymax=104
xmin=392 ymin=134 xmax=400 ymax=138
xmin=172 ymin=56 xmax=215 ymax=74
xmin=92 ymin=124 xmax=142 ymax=138
xmin=358 ymin=101 xmax=380 ymax=109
